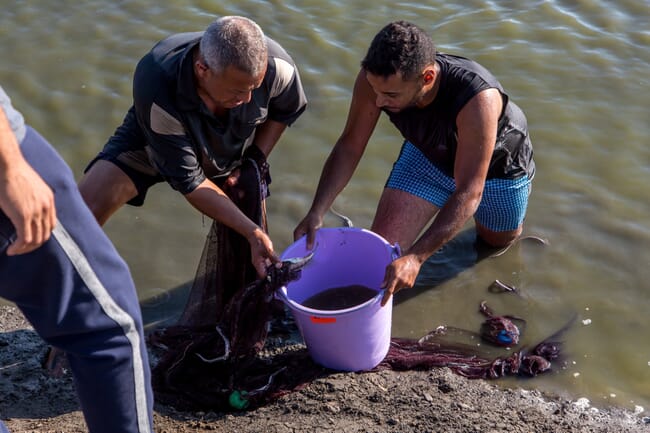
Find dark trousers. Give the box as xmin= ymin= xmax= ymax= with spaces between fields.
xmin=0 ymin=127 xmax=153 ymax=433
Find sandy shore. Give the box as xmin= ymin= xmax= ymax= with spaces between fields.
xmin=1 ymin=305 xmax=647 ymax=433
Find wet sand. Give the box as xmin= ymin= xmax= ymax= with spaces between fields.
xmin=0 ymin=305 xmax=647 ymax=433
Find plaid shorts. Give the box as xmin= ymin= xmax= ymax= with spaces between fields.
xmin=386 ymin=141 xmax=532 ymax=231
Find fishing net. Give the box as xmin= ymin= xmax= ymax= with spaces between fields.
xmin=175 ymin=147 xmax=268 ymax=329
xmin=149 ymin=146 xmax=308 ymax=409
xmin=148 ymin=148 xmax=566 ymax=412
xmin=151 ymin=299 xmax=570 ymax=412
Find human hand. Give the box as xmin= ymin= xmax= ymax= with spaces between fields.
xmin=223 ymin=168 xmax=243 ymax=200
xmin=247 ymin=227 xmax=280 ymax=278
xmin=380 ymin=254 xmax=423 ymax=307
xmin=293 ymin=211 xmax=323 ymax=251
xmin=0 ymin=159 xmax=56 ymax=255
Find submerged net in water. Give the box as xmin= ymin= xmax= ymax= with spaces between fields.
xmin=149 ymin=151 xmax=568 ymax=412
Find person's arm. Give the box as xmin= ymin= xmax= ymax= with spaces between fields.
xmin=251 ymin=118 xmax=287 ymax=158
xmin=380 ymin=88 xmax=502 ymax=305
xmin=140 ymin=102 xmax=280 ymax=277
xmin=184 ymin=179 xmax=278 ymax=277
xmin=0 ymin=107 xmax=56 ymax=255
xmin=190 ymin=119 xmax=288 ymax=277
xmin=247 ymin=52 xmax=307 ymax=167
xmin=293 ymin=69 xmax=381 ymax=248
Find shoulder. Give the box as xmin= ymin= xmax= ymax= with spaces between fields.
xmin=438 ymin=53 xmax=503 ymax=92
xmin=150 ymin=32 xmax=203 ymax=61
xmin=266 ymin=37 xmax=296 ymax=65
xmin=134 ymin=33 xmax=200 ymax=116
xmin=455 ymin=88 xmax=503 ymax=138
xmin=436 ymin=53 xmax=505 ymax=116
xmin=266 ymin=37 xmax=298 ymax=76
xmin=268 ymin=57 xmax=298 ymax=92
xmin=264 ymin=37 xmax=303 ymax=96
xmin=136 ymin=33 xmax=201 ymax=85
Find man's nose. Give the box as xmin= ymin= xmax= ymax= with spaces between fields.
xmin=238 ymin=91 xmax=253 ymax=104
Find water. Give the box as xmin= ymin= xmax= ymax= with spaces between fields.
xmin=301 ymin=285 xmax=379 ymax=310
xmin=1 ymin=0 xmax=649 ymax=416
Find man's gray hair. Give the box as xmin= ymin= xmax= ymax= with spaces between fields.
xmin=200 ymin=16 xmax=268 ymax=76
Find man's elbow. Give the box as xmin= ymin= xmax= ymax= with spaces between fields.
xmin=180 ymin=177 xmax=209 ymax=199
xmin=458 ymin=185 xmax=484 ymax=213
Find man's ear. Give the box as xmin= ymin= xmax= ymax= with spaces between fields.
xmin=194 ymin=60 xmax=210 ymax=78
xmin=423 ymin=68 xmax=435 ymax=84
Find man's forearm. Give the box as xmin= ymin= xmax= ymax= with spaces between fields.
xmin=308 ymin=140 xmax=362 ymax=216
xmin=184 ymin=179 xmax=260 ymax=238
xmin=252 ymin=119 xmax=287 ymax=157
xmin=0 ymin=108 xmax=21 ymax=171
xmin=407 ymin=188 xmax=481 ymax=263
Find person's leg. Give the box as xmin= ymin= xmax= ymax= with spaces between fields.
xmin=78 ymin=159 xmax=138 ymax=225
xmin=78 ymin=105 xmax=159 ymax=225
xmin=474 ymin=220 xmax=522 ymax=247
xmin=372 ymin=141 xmax=447 ymax=248
xmin=0 ymin=127 xmax=153 ymax=433
xmin=371 ymin=187 xmax=438 ymax=249
xmin=473 ymin=175 xmax=532 ymax=247
xmin=47 ymin=107 xmax=161 ymax=375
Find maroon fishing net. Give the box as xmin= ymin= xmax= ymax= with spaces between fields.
xmin=149 ymin=149 xmax=568 ymax=412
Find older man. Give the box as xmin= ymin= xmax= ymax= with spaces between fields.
xmin=80 ymin=16 xmax=307 ymax=276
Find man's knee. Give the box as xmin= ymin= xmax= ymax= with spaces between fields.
xmin=475 ymin=223 xmax=523 ymax=248
xmin=78 ymin=160 xmax=137 ymax=225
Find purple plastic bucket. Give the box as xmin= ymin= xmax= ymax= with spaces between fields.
xmin=279 ymin=227 xmax=400 ymax=371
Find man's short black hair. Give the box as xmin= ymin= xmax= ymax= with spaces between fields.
xmin=361 ymin=21 xmax=437 ymax=80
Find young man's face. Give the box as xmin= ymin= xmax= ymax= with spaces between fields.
xmin=365 ymin=70 xmax=428 ymax=113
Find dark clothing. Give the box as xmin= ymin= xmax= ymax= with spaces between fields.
xmin=384 ymin=53 xmax=535 ymax=180
xmin=0 ymin=128 xmax=153 ymax=433
xmin=91 ymin=32 xmax=307 ymax=204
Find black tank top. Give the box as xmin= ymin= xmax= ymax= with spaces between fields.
xmin=384 ymin=53 xmax=535 ymax=180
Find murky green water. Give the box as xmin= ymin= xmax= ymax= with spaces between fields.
xmin=1 ymin=0 xmax=649 ymax=416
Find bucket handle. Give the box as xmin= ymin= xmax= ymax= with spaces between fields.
xmin=391 ymin=242 xmax=401 ymax=260
xmin=274 ymin=288 xmax=289 ymax=304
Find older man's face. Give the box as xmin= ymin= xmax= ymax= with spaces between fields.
xmin=196 ymin=62 xmax=266 ymax=112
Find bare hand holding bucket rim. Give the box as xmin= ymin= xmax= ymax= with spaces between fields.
xmin=380 ymin=253 xmax=424 ymax=306
xmin=292 ymin=210 xmax=323 ymax=251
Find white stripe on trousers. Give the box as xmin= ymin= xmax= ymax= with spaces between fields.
xmin=52 ymin=223 xmax=150 ymax=433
